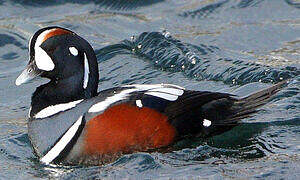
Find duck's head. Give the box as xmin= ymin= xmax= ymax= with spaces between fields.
xmin=15 ymin=26 xmax=99 ymax=98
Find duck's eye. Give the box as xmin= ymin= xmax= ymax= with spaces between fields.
xmin=69 ymin=47 xmax=78 ymax=56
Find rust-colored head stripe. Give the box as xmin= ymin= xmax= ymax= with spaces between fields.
xmin=43 ymin=28 xmax=72 ymax=43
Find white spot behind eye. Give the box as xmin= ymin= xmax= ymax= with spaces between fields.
xmin=69 ymin=47 xmax=78 ymax=56
xmin=136 ymin=100 xmax=143 ymax=108
xmin=203 ymin=119 xmax=211 ymax=127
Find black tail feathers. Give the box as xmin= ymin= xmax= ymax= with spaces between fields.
xmin=227 ymin=80 xmax=287 ymax=123
xmin=198 ymin=80 xmax=287 ymax=137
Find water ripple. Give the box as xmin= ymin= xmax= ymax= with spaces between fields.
xmin=96 ymin=31 xmax=299 ymax=85
xmin=6 ymin=0 xmax=164 ymax=10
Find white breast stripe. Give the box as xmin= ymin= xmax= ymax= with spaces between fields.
xmin=28 ymin=106 xmax=32 ymax=118
xmin=35 ymin=29 xmax=56 ymax=71
xmin=35 ymin=99 xmax=83 ymax=119
xmin=40 ymin=116 xmax=83 ymax=164
xmin=88 ymin=89 xmax=137 ymax=113
xmin=83 ymin=53 xmax=89 ymax=89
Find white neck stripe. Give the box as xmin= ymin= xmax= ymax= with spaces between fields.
xmin=83 ymin=53 xmax=89 ymax=89
xmin=40 ymin=116 xmax=83 ymax=164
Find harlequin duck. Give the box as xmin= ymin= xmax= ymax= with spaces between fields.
xmin=15 ymin=26 xmax=286 ymax=165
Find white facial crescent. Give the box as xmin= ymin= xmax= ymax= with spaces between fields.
xmin=34 ymin=29 xmax=55 ymax=71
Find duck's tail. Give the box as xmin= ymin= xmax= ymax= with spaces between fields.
xmin=227 ymin=80 xmax=287 ymax=123
xmin=196 ymin=80 xmax=288 ymax=137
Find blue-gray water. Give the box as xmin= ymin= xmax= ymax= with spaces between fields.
xmin=0 ymin=0 xmax=299 ymax=179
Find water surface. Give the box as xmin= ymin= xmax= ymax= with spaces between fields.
xmin=0 ymin=0 xmax=299 ymax=179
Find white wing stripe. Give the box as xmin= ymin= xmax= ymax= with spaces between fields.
xmin=147 ymin=88 xmax=184 ymax=96
xmin=40 ymin=115 xmax=83 ymax=164
xmin=123 ymin=84 xmax=185 ymax=91
xmin=145 ymin=91 xmax=179 ymax=101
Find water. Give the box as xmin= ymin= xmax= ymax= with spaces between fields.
xmin=0 ymin=0 xmax=299 ymax=179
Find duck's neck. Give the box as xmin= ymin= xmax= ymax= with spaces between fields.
xmin=30 ymin=73 xmax=98 ymax=117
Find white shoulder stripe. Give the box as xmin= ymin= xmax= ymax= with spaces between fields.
xmin=40 ymin=116 xmax=83 ymax=164
xmin=35 ymin=99 xmax=83 ymax=119
xmin=88 ymin=89 xmax=137 ymax=113
xmin=89 ymin=84 xmax=185 ymax=113
xmin=83 ymin=53 xmax=89 ymax=89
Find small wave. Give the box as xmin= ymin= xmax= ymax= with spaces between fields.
xmin=6 ymin=0 xmax=164 ymax=10
xmin=96 ymin=31 xmax=299 ymax=85
xmin=179 ymin=0 xmax=228 ymax=19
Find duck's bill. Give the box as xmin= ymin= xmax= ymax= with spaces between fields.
xmin=15 ymin=62 xmax=42 ymax=86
